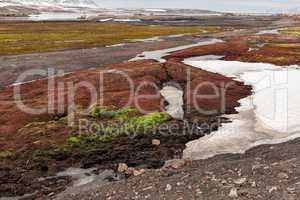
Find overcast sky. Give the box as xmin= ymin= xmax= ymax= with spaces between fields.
xmin=97 ymin=0 xmax=300 ymax=13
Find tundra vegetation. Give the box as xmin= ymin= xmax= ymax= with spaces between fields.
xmin=0 ymin=22 xmax=222 ymax=55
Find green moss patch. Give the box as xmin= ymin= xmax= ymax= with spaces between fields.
xmin=88 ymin=105 xmax=138 ymax=120
xmin=71 ymin=106 xmax=171 ymax=144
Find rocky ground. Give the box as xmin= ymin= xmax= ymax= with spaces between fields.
xmin=0 ymin=16 xmax=300 ymax=199
xmin=54 ymin=137 xmax=300 ymax=200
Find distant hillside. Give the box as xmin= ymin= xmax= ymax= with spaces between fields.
xmin=0 ymin=0 xmax=98 ymax=16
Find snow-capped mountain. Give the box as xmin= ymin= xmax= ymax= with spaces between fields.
xmin=0 ymin=0 xmax=99 ymax=17
xmin=23 ymin=0 xmax=98 ymax=8
xmin=0 ymin=0 xmax=98 ymax=9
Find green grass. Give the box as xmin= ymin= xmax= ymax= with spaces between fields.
xmin=0 ymin=22 xmax=221 ymax=55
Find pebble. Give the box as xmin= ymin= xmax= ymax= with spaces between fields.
xmin=277 ymin=172 xmax=289 ymax=179
xmin=165 ymin=184 xmax=172 ymax=191
xmin=117 ymin=163 xmax=128 ymax=173
xmin=143 ymin=186 xmax=153 ymax=191
xmin=133 ymin=169 xmax=145 ymax=176
xmin=196 ymin=188 xmax=202 ymax=194
xmin=233 ymin=177 xmax=247 ymax=185
xmin=152 ymin=139 xmax=161 ymax=146
xmin=47 ymin=192 xmax=55 ymax=197
xmin=268 ymin=186 xmax=278 ymax=193
xmin=287 ymin=187 xmax=296 ymax=194
xmin=176 ymin=182 xmax=184 ymax=186
xmin=229 ymin=188 xmax=238 ymax=198
xmin=163 ymin=159 xmax=191 ymax=170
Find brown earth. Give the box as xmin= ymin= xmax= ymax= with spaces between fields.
xmin=0 ymin=59 xmax=251 ymax=150
xmin=0 ymin=57 xmax=251 ymax=198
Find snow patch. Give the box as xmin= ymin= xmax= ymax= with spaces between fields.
xmin=105 ymin=43 xmax=125 ymax=48
xmin=99 ymin=18 xmax=113 ymax=22
xmin=29 ymin=12 xmax=88 ymax=20
xmin=183 ymin=56 xmax=300 ymax=160
xmin=114 ymin=18 xmax=141 ymax=22
xmin=160 ymin=85 xmax=184 ymax=120
xmin=130 ymin=39 xmax=224 ymax=63
xmin=130 ymin=36 xmax=164 ymax=43
xmin=144 ymin=8 xmax=167 ymax=12
xmin=257 ymin=29 xmax=280 ymax=35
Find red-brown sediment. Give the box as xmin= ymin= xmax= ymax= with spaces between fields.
xmin=0 ymin=58 xmax=251 ymax=151
xmin=166 ymin=37 xmax=250 ymax=61
xmin=167 ymin=34 xmax=300 ymax=66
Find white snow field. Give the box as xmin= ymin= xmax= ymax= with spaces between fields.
xmin=183 ymin=56 xmax=300 ymax=160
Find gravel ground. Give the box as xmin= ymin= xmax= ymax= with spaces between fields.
xmin=54 ymin=137 xmax=300 ymax=200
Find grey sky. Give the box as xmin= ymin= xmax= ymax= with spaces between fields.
xmin=96 ymin=0 xmax=300 ymax=13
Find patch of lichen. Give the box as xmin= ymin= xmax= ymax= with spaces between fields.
xmin=0 ymin=22 xmax=223 ymax=55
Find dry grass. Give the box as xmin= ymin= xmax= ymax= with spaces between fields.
xmin=281 ymin=27 xmax=300 ymax=35
xmin=0 ymin=22 xmax=222 ymax=55
xmin=268 ymin=43 xmax=300 ymax=48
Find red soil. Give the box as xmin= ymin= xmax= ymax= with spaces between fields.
xmin=0 ymin=59 xmax=251 ymax=151
xmin=166 ymin=38 xmax=250 ymax=61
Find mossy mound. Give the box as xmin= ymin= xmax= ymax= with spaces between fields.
xmin=73 ymin=106 xmax=172 ymax=143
